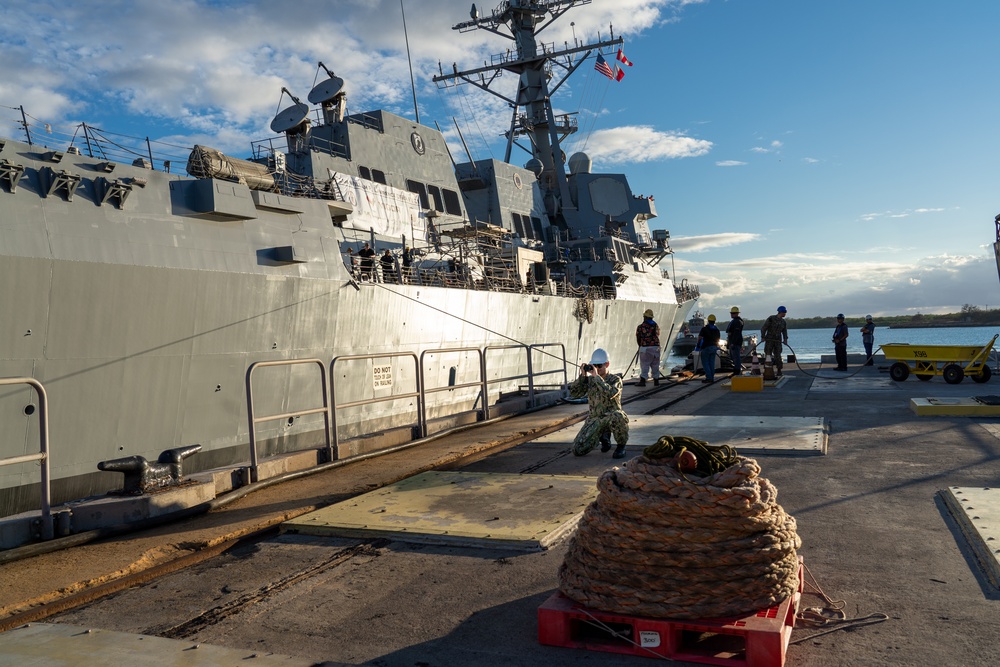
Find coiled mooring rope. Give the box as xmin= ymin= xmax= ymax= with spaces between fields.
xmin=642 ymin=435 xmax=740 ymax=476
xmin=559 ymin=439 xmax=801 ymax=619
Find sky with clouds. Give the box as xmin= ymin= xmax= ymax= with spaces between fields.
xmin=2 ymin=0 xmax=998 ymax=319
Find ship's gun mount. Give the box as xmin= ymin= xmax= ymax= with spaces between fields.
xmin=98 ymin=444 xmax=202 ymax=495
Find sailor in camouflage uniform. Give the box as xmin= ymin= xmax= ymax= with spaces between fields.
xmin=568 ymin=348 xmax=630 ymax=459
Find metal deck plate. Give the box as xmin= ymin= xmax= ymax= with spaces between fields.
xmin=532 ymin=415 xmax=827 ymax=456
xmin=282 ymin=471 xmax=598 ymax=550
xmin=809 ymin=374 xmax=901 ymax=392
xmin=911 ymin=397 xmax=1000 ymax=416
xmin=940 ymin=487 xmax=1000 ymax=588
xmin=0 ymin=623 xmax=313 ymax=665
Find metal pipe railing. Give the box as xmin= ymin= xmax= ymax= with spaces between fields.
xmin=419 ymin=347 xmax=487 ymax=435
xmin=245 ymin=359 xmax=331 ymax=483
xmin=0 ymin=378 xmax=53 ymax=539
xmin=246 ymin=342 xmax=563 ymax=474
xmin=330 ymin=352 xmax=422 ymax=455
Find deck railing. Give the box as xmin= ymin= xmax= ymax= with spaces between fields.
xmin=0 ymin=378 xmax=53 ymax=539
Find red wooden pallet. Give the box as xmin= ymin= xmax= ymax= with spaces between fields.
xmin=538 ymin=560 xmax=803 ymax=667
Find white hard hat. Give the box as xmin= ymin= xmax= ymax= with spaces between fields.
xmin=589 ymin=348 xmax=609 ymax=365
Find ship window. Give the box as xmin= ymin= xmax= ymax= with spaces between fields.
xmin=531 ymin=217 xmax=544 ymax=239
xmin=526 ymin=214 xmax=537 ymax=239
xmin=406 ymin=180 xmax=430 ymax=209
xmin=359 ymin=166 xmax=371 ymax=180
xmin=427 ymin=185 xmax=444 ymax=212
xmin=442 ymin=189 xmax=462 ymax=215
xmin=372 ymin=169 xmax=387 ymax=185
xmin=511 ymin=213 xmax=526 ymax=238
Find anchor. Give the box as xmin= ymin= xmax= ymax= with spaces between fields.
xmin=98 ymin=444 xmax=202 ymax=495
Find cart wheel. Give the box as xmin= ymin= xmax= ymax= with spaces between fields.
xmin=943 ymin=364 xmax=964 ymax=385
xmin=972 ymin=365 xmax=992 ymax=384
xmin=916 ymin=374 xmax=933 ymax=381
xmin=889 ymin=362 xmax=910 ymax=382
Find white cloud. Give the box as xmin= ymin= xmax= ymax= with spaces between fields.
xmin=750 ymin=139 xmax=782 ymax=154
xmin=860 ymin=208 xmax=946 ymax=222
xmin=716 ymin=160 xmax=746 ymax=167
xmin=670 ymin=233 xmax=761 ymax=252
xmin=580 ymin=126 xmax=712 ymax=165
xmin=671 ymin=249 xmax=999 ymax=319
xmin=0 ymin=1 xmax=703 ymax=156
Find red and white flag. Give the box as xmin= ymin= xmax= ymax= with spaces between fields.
xmin=614 ymin=65 xmax=625 ymax=82
xmin=617 ymin=48 xmax=634 ymax=67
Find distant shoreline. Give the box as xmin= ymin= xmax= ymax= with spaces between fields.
xmin=887 ymin=323 xmax=1000 ymax=329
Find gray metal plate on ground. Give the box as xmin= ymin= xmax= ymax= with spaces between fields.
xmin=0 ymin=623 xmax=312 ymax=666
xmin=940 ymin=486 xmax=1000 ymax=588
xmin=531 ymin=415 xmax=827 ymax=455
xmin=282 ymin=471 xmax=598 ymax=550
xmin=809 ymin=374 xmax=901 ymax=392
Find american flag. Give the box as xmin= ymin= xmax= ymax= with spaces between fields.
xmin=594 ymin=54 xmax=615 ymax=80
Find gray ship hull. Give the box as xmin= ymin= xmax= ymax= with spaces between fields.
xmin=0 ymin=136 xmax=692 ymax=513
xmin=1 ymin=2 xmax=702 ymax=520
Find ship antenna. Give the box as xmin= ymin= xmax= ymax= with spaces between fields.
xmin=18 ymin=106 xmax=32 ymax=146
xmin=452 ymin=118 xmax=476 ymax=165
xmin=400 ymin=0 xmax=420 ymax=124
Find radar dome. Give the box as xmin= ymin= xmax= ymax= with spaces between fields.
xmin=524 ymin=158 xmax=543 ymax=176
xmin=568 ymin=152 xmax=592 ymax=175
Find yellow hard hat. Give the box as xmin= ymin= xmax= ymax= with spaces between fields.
xmin=730 ymin=306 xmax=740 ymax=314
xmin=707 ymin=314 xmax=717 ymax=322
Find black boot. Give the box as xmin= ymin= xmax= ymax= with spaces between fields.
xmin=612 ymin=444 xmax=627 ymax=459
xmin=653 ymin=378 xmax=660 ymax=386
xmin=600 ymin=435 xmax=612 ymax=453
xmin=637 ymin=378 xmax=647 ymax=387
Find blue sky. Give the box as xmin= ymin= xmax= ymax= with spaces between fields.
xmin=2 ymin=0 xmax=998 ymax=320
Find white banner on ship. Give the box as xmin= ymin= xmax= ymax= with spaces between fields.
xmin=329 ymin=171 xmax=427 ymax=243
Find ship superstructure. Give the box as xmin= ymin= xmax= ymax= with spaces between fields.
xmin=0 ymin=0 xmax=697 ymax=525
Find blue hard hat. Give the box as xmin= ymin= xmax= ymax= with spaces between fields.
xmin=837 ymin=313 xmax=844 ymax=319
xmin=777 ymin=306 xmax=787 ymax=313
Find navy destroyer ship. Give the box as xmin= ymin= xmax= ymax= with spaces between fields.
xmin=0 ymin=0 xmax=697 ymax=524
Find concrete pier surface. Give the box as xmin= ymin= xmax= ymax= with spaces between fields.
xmin=1 ymin=362 xmax=999 ymax=666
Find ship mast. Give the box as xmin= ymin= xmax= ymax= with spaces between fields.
xmin=433 ymin=0 xmax=622 ymax=224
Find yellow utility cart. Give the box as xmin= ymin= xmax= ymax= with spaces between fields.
xmin=881 ymin=334 xmax=998 ymax=384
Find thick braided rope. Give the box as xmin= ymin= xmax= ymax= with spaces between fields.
xmin=559 ymin=452 xmax=801 ymax=619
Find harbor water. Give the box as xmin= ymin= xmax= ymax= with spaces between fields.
xmin=667 ymin=325 xmax=1000 ymax=366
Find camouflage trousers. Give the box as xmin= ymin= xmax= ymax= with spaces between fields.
xmin=763 ymin=340 xmax=784 ymax=369
xmin=572 ymin=410 xmax=629 ymax=456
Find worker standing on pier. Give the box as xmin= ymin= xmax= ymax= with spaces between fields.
xmin=726 ymin=306 xmax=745 ymax=375
xmin=860 ymin=315 xmax=876 ymax=366
xmin=833 ymin=314 xmax=849 ymax=371
xmin=636 ymin=309 xmax=662 ymax=386
xmin=569 ymin=348 xmax=629 ymax=459
xmin=761 ymin=306 xmax=789 ymax=376
xmin=697 ymin=314 xmax=722 ymax=383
